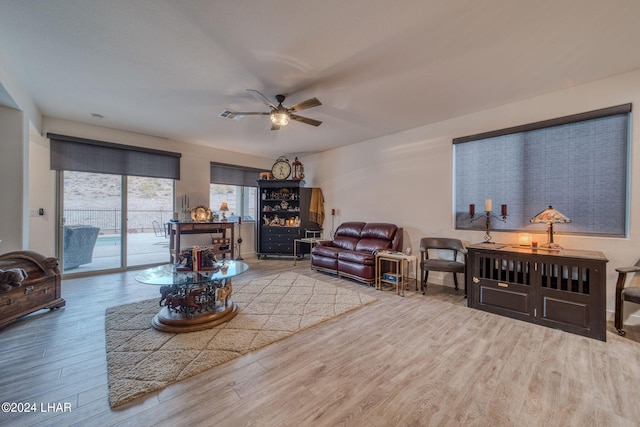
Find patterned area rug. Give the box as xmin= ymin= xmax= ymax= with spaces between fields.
xmin=105 ymin=272 xmax=376 ymax=407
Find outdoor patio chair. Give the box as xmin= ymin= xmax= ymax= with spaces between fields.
xmin=152 ymin=220 xmax=167 ymax=238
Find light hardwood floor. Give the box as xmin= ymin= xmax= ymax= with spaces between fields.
xmin=1 ymin=258 xmax=640 ymax=426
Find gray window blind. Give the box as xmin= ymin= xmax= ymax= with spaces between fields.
xmin=210 ymin=162 xmax=262 ymax=187
xmin=48 ymin=133 xmax=181 ymax=179
xmin=453 ymin=105 xmax=631 ymax=237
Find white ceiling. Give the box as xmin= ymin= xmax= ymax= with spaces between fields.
xmin=1 ymin=0 xmax=640 ymax=158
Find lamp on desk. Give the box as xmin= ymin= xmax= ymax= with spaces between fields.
xmin=530 ymin=205 xmax=571 ymax=249
xmin=219 ymin=203 xmax=229 ymax=222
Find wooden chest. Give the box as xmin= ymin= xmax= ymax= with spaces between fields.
xmin=0 ymin=251 xmax=65 ymax=330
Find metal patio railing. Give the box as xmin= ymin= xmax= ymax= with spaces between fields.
xmin=64 ymin=209 xmax=172 ymax=234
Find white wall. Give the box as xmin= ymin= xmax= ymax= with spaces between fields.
xmin=304 ymin=68 xmax=640 ymax=322
xmin=0 ymin=55 xmax=41 ymax=132
xmin=28 ymin=127 xmax=55 ymax=254
xmin=0 ymin=106 xmax=27 ymax=251
xmin=27 ymin=117 xmax=274 ymax=257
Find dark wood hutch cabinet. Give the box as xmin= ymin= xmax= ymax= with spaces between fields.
xmin=257 ymin=180 xmax=320 ymax=259
xmin=467 ymin=243 xmax=608 ymax=341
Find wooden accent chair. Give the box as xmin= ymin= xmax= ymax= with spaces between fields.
xmin=614 ymin=263 xmax=640 ymax=336
xmin=419 ymin=237 xmax=467 ymax=295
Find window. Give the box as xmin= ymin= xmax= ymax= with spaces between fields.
xmin=453 ymin=104 xmax=631 ymax=237
xmin=49 ymin=134 xmax=180 ymax=274
xmin=210 ymin=162 xmax=262 ymax=222
xmin=209 ymin=184 xmax=256 ymax=222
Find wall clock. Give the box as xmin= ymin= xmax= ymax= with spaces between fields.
xmin=271 ymin=157 xmax=291 ymax=180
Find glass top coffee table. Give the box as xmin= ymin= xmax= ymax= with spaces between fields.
xmin=136 ymin=260 xmax=249 ymax=333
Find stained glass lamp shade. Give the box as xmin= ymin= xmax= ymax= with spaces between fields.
xmin=530 ymin=206 xmax=571 ymax=248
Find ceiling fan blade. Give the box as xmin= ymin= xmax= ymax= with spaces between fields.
xmin=271 ymin=123 xmax=281 ymax=131
xmin=289 ymin=97 xmax=321 ymax=112
xmin=219 ymin=110 xmax=240 ymax=119
xmin=290 ymin=114 xmax=322 ymax=127
xmin=219 ymin=110 xmax=269 ymax=120
xmin=247 ymin=89 xmax=276 ymax=109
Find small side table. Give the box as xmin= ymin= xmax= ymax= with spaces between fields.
xmin=293 ymin=238 xmax=323 ymax=266
xmin=375 ymin=251 xmax=418 ymax=296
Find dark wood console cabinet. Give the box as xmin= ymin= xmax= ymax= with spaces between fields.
xmin=0 ymin=251 xmax=65 ymax=330
xmin=467 ymin=243 xmax=608 ymax=341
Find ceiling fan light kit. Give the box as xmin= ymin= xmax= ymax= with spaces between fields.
xmin=220 ymin=89 xmax=322 ymax=130
xmin=270 ymin=111 xmax=289 ymax=126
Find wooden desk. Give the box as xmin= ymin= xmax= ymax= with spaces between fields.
xmin=168 ymin=222 xmax=234 ymax=263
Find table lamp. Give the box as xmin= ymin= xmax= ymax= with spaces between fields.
xmin=530 ymin=206 xmax=571 ymax=249
xmin=219 ymin=202 xmax=229 ymax=222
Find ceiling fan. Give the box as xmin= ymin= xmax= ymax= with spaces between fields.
xmin=219 ymin=89 xmax=322 ymax=130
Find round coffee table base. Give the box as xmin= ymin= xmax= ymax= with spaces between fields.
xmin=152 ymin=301 xmax=238 ymax=333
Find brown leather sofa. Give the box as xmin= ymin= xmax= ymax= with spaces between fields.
xmin=311 ymin=222 xmax=403 ymax=285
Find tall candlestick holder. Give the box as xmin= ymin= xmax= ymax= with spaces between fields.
xmin=470 ymin=210 xmax=507 ymax=243
xmin=236 ymin=218 xmax=243 ymax=260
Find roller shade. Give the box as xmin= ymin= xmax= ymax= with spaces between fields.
xmin=49 ymin=133 xmax=181 ymax=179
xmin=210 ymin=162 xmax=262 ymax=187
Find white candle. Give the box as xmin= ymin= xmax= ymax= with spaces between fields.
xmin=485 ymin=198 xmax=492 ymax=212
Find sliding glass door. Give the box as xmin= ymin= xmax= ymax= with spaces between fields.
xmin=126 ymin=176 xmax=173 ymax=267
xmin=59 ymin=172 xmax=174 ymax=275
xmin=60 ymin=171 xmax=123 ymax=274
